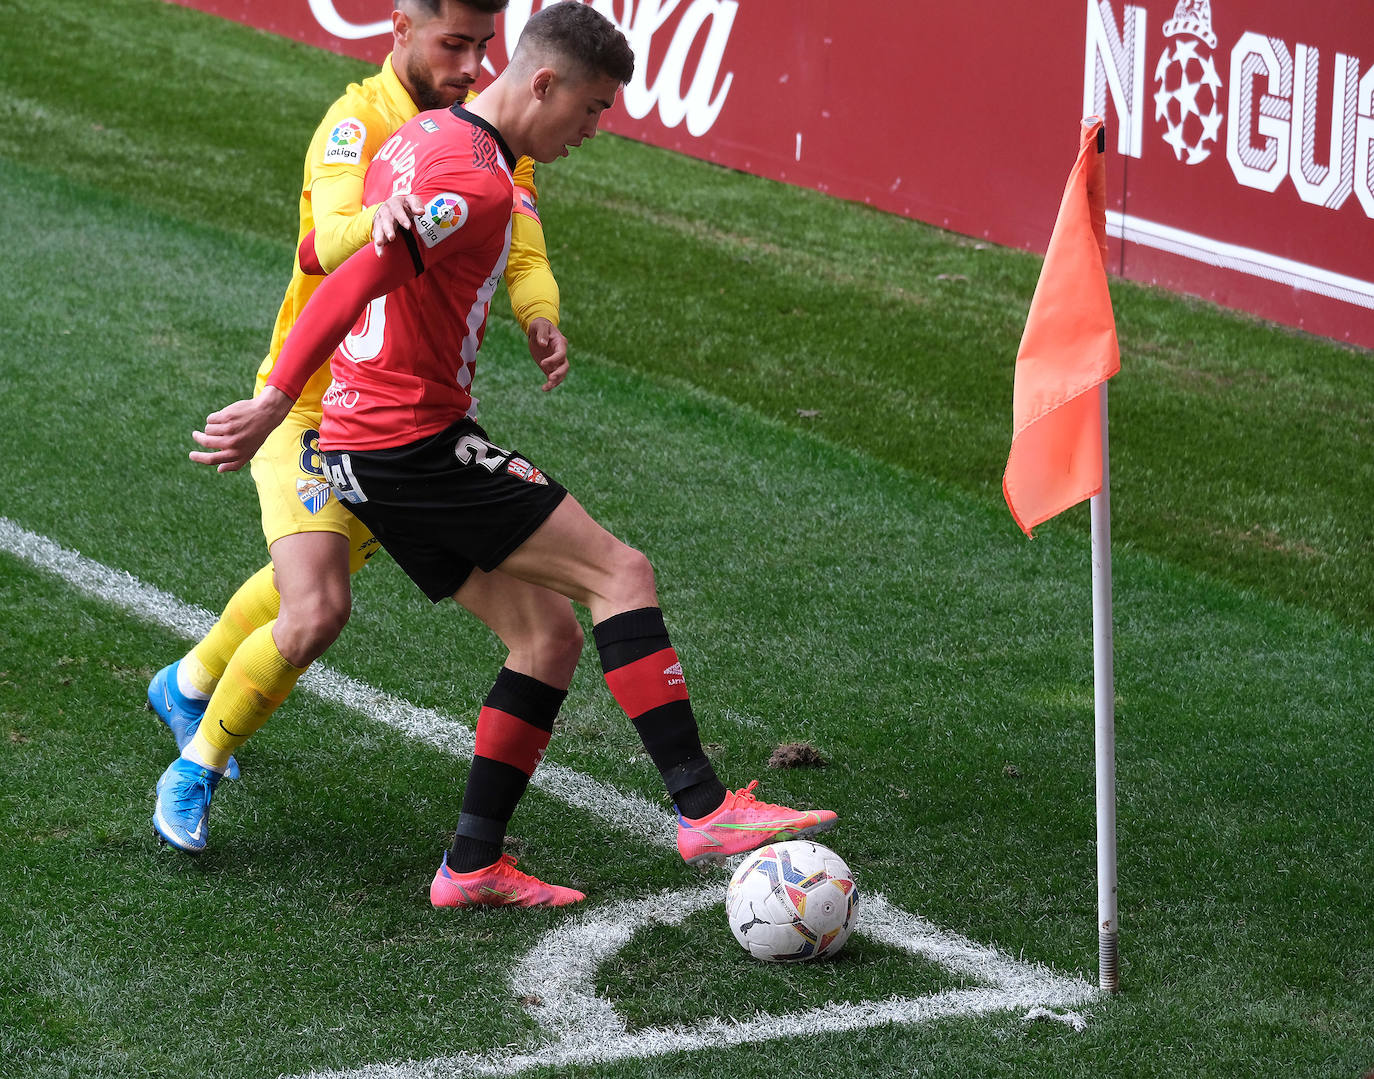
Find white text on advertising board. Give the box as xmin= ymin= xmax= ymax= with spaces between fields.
xmin=1085 ymin=0 xmax=1374 ymax=216
xmin=307 ymin=0 xmax=738 ymax=138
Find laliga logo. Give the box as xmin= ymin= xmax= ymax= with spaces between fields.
xmin=427 ymin=194 xmax=466 ymax=231
xmin=330 ymin=120 xmax=363 ymax=147
xmin=1153 ymin=0 xmax=1222 ymax=165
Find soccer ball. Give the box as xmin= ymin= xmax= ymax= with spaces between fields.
xmin=726 ymin=841 xmax=859 ymax=962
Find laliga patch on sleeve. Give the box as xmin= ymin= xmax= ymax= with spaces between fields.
xmin=322 ymin=117 xmax=367 ymax=164
xmin=416 ymin=192 xmax=469 ymax=248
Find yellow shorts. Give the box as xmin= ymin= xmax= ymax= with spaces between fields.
xmin=249 ymin=410 xmax=381 ymax=575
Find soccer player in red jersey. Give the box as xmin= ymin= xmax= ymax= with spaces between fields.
xmin=190 ymin=1 xmax=837 ymax=908
xmin=150 ymin=0 xmax=583 ymax=858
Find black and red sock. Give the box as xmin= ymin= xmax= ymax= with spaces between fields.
xmin=449 ymin=667 xmax=564 ymax=873
xmin=593 ymin=607 xmax=726 ymax=819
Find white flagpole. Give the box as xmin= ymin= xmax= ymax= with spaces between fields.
xmin=1091 ymin=380 xmax=1119 ymax=993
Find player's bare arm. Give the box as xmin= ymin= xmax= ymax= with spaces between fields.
xmin=190 ymin=387 xmax=296 ymax=473
xmin=526 ymin=316 xmax=569 ymax=391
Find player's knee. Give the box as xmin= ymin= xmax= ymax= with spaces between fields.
xmin=544 ymin=611 xmax=585 ymax=678
xmin=607 ymin=545 xmax=657 ymax=608
xmin=509 ymin=608 xmax=582 ymax=682
xmin=277 ymin=589 xmax=351 ymax=662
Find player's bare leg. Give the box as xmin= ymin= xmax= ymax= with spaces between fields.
xmin=267 ymin=530 xmax=353 ymax=667
xmin=492 ymin=495 xmax=658 ymax=621
xmin=454 ymin=568 xmax=584 ymax=690
xmin=493 ymin=496 xmax=836 ymax=861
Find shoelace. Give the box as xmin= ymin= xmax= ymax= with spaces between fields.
xmin=728 ymin=779 xmax=792 ymax=813
xmin=171 ymin=767 xmax=213 ymax=812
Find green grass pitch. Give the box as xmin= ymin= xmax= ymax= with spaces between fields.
xmin=1 ymin=1 xmax=1371 ymax=1076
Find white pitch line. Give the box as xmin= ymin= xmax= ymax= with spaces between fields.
xmin=1 ymin=516 xmax=1100 ymax=1078
xmin=0 ymin=516 xmax=677 ymax=846
xmin=293 ymin=886 xmax=1098 ymax=1079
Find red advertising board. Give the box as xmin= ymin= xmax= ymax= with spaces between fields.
xmin=171 ymin=0 xmax=1374 ymax=348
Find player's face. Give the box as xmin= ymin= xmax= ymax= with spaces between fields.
xmin=394 ymin=2 xmax=497 ymax=111
xmin=530 ymin=69 xmax=621 ymax=163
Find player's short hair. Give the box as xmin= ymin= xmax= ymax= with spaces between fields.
xmin=512 ymin=1 xmax=635 ymax=85
xmin=396 ymin=0 xmax=509 ymax=16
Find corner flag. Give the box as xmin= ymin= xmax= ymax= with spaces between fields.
xmin=1004 ymin=117 xmax=1122 ymax=994
xmin=1003 ymin=117 xmax=1120 ymax=536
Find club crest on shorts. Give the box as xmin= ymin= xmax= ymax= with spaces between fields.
xmin=296 ymin=477 xmax=332 ymax=514
xmin=322 ymin=117 xmax=366 ymax=164
xmin=506 ymin=457 xmax=548 ymax=485
xmin=417 ymin=192 xmax=468 ymax=248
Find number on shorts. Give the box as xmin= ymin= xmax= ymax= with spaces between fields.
xmin=455 ymin=433 xmax=511 ymax=473
xmin=298 ymin=429 xmax=324 ymax=477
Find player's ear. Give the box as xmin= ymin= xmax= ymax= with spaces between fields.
xmin=392 ymin=8 xmax=411 ymax=46
xmin=531 ymin=67 xmax=555 ymax=100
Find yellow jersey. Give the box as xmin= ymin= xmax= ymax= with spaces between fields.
xmin=256 ymin=55 xmax=558 ymax=420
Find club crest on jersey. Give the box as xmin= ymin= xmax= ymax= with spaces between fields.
xmin=417 ymin=192 xmax=468 ymax=248
xmin=322 ymin=118 xmax=366 ymax=164
xmin=296 ymin=477 xmax=332 ymax=514
xmin=506 ymin=457 xmax=548 ymax=485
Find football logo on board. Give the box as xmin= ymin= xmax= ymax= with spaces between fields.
xmin=322 ymin=117 xmax=366 ymax=164
xmin=1153 ymin=0 xmax=1223 ymax=164
xmin=417 ymin=193 xmax=468 ymax=248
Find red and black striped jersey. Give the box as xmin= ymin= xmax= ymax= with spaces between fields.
xmin=268 ymin=105 xmax=515 ymax=451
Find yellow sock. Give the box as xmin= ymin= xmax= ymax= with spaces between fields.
xmin=185 ymin=564 xmax=281 ymax=695
xmin=184 ymin=620 xmax=306 ymax=770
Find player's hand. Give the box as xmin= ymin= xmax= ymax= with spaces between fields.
xmin=372 ymin=193 xmax=426 ymax=254
xmin=527 ymin=317 xmax=569 ymax=392
xmin=189 ymin=388 xmax=295 ymax=473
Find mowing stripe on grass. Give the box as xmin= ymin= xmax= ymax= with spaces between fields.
xmin=1 ymin=515 xmax=1100 ymax=1075
xmin=0 ymin=515 xmax=675 ymax=846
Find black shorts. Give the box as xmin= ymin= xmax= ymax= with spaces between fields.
xmin=322 ymin=419 xmax=568 ymax=602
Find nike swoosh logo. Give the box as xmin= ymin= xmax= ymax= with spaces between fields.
xmin=218 ymin=720 xmax=249 ymax=738
xmin=188 ymin=819 xmax=204 ymax=841
xmin=715 ymin=819 xmax=811 ymax=831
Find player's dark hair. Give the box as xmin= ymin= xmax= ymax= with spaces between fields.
xmin=397 ymin=0 xmax=509 ymax=16
xmin=515 ymin=1 xmax=634 ymax=85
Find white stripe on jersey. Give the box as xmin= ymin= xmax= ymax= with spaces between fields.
xmin=456 ymin=214 xmax=513 ymax=397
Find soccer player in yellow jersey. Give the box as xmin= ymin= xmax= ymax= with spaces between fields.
xmin=151 ymin=0 xmax=585 ymax=861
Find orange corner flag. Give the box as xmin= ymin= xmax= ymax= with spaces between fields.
xmin=1003 ymin=117 xmax=1121 ymax=537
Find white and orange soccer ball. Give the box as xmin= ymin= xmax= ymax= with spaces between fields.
xmin=725 ymin=841 xmax=859 ymax=962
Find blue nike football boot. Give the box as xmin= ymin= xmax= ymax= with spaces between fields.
xmin=152 ymin=757 xmax=222 ymax=854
